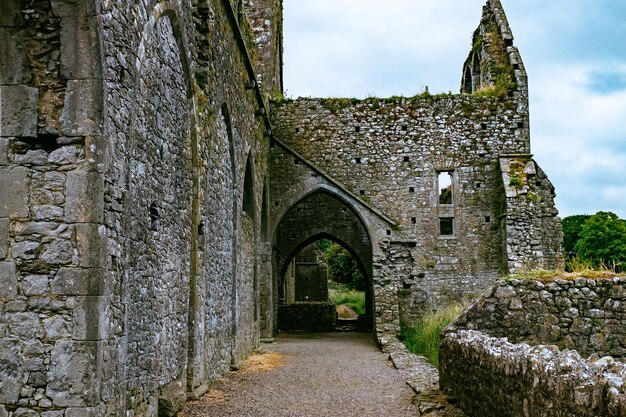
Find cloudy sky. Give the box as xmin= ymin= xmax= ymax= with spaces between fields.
xmin=282 ymin=0 xmax=626 ymax=219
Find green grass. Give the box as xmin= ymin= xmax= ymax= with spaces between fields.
xmin=506 ymin=264 xmax=620 ymax=282
xmin=328 ymin=286 xmax=365 ymax=315
xmin=400 ymin=302 xmax=468 ymax=367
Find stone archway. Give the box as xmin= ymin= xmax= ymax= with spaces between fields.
xmin=273 ymin=189 xmax=374 ymax=332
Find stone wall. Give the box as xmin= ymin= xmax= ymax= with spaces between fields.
xmin=278 ymin=302 xmax=337 ymax=332
xmin=1 ymin=0 xmax=566 ymax=414
xmin=0 ymin=0 xmax=282 ymax=415
xmin=440 ymin=277 xmax=626 ymax=416
xmin=268 ymin=0 xmax=562 ymax=334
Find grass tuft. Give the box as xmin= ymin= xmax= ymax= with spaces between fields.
xmin=401 ymin=302 xmax=469 ymax=367
xmin=507 ymin=264 xmax=620 ymax=282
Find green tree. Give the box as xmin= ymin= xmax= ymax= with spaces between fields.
xmin=574 ymin=211 xmax=626 ymax=271
xmin=561 ymin=215 xmax=591 ymax=255
xmin=322 ymin=243 xmax=365 ymax=291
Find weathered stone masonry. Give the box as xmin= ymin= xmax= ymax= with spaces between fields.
xmin=269 ymin=0 xmax=562 ymax=333
xmin=1 ymin=0 xmax=279 ymax=415
xmin=1 ymin=0 xmax=563 ymax=415
xmin=441 ymin=277 xmax=626 ymax=416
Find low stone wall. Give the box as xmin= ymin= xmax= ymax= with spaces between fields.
xmin=440 ymin=277 xmax=626 ymax=417
xmin=278 ymin=302 xmax=337 ymax=332
xmin=441 ymin=330 xmax=626 ymax=417
xmin=455 ymin=277 xmax=626 ymax=357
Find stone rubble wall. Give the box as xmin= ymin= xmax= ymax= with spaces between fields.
xmin=440 ymin=277 xmax=626 ymax=416
xmin=1 ymin=1 xmax=106 ymax=415
xmin=269 ymin=93 xmax=558 ymax=324
xmin=0 ymin=0 xmax=283 ymax=415
xmin=277 ymin=302 xmax=337 ymax=332
xmin=440 ymin=330 xmax=626 ymax=417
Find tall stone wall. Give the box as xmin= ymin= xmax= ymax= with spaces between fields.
xmin=0 ymin=0 xmax=282 ymax=415
xmin=440 ymin=277 xmax=626 ymax=417
xmin=268 ymin=0 xmax=562 ymax=333
xmin=269 ymin=94 xmax=555 ymax=323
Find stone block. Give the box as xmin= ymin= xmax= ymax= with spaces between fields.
xmin=58 ymin=15 xmax=102 ymax=80
xmin=0 ymin=406 xmax=7 ymax=417
xmin=14 ymin=149 xmax=49 ymax=165
xmin=0 ymin=338 xmax=23 ymax=403
xmin=43 ymin=315 xmax=72 ymax=340
xmin=65 ymin=170 xmax=104 ymax=223
xmin=0 ymin=261 xmax=17 ymax=300
xmin=40 ymin=238 xmax=73 ymax=265
xmin=48 ymin=145 xmax=83 ymax=165
xmin=158 ymin=378 xmax=187 ymax=417
xmin=0 ymin=218 xmax=8 ymax=258
xmin=47 ymin=339 xmax=101 ymax=407
xmin=0 ymin=166 xmax=29 ymax=218
xmin=0 ymin=86 xmax=38 ymax=138
xmin=60 ymin=80 xmax=102 ymax=136
xmin=41 ymin=412 xmax=65 ymax=417
xmin=51 ymin=268 xmax=103 ymax=295
xmin=76 ymin=224 xmax=106 ymax=268
xmin=0 ymin=138 xmax=8 ymax=165
xmin=73 ymin=296 xmax=108 ymax=341
xmin=0 ymin=29 xmax=32 ymax=85
xmin=22 ymin=275 xmax=49 ymax=296
xmin=65 ymin=407 xmax=99 ymax=417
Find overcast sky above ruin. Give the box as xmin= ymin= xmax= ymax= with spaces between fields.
xmin=283 ymin=0 xmax=626 ymax=219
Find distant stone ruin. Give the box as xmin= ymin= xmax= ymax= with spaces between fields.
xmin=0 ymin=0 xmax=563 ymax=415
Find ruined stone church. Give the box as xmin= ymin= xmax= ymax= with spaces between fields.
xmin=0 ymin=0 xmax=562 ymax=415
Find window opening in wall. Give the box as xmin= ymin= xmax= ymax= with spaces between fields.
xmin=485 ymin=216 xmax=491 ymax=223
xmin=409 ymin=187 xmax=415 ymax=193
xmin=386 ymin=229 xmax=391 ymax=236
xmin=243 ymin=156 xmax=254 ymax=217
xmin=401 ymin=125 xmax=408 ymax=132
xmin=355 ymin=157 xmax=362 ymax=164
xmin=149 ymin=203 xmax=160 ymax=230
xmin=355 ymin=126 xmax=361 ymax=132
xmin=403 ymin=156 xmax=410 ymax=162
xmin=359 ymin=190 xmax=365 ymax=195
xmin=411 ymin=217 xmax=416 ymax=224
xmin=439 ymin=217 xmax=454 ymax=236
xmin=438 ymin=171 xmax=453 ymax=204
xmin=294 ymin=158 xmax=300 ymax=165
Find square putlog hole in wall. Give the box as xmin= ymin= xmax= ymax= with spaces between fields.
xmin=439 ymin=217 xmax=454 ymax=236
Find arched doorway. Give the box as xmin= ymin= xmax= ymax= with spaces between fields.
xmin=273 ymin=189 xmax=374 ymax=332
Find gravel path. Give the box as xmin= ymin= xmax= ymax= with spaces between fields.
xmin=180 ymin=332 xmax=419 ymax=416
